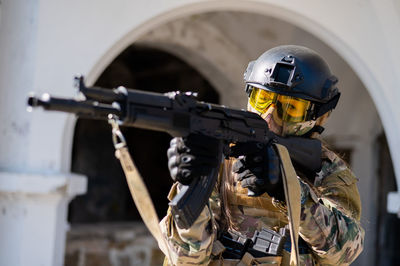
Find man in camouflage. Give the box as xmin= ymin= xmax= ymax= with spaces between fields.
xmin=160 ymin=45 xmax=364 ymax=265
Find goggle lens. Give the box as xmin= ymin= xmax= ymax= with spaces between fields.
xmin=249 ymin=86 xmax=311 ymax=123
xmin=249 ymin=88 xmax=277 ymax=113
xmin=276 ymin=95 xmax=311 ymax=123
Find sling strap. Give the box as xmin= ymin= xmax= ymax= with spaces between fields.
xmin=274 ymin=143 xmax=301 ymax=265
xmin=109 ymin=117 xmax=173 ymax=264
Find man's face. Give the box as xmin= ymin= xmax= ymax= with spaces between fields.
xmin=247 ymin=86 xmax=317 ymax=137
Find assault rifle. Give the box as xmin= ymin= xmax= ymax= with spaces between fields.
xmin=27 ymin=76 xmax=322 ymax=229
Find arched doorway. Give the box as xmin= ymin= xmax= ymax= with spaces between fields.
xmin=65 ymin=45 xmax=219 ymax=265
xmin=65 ymin=8 xmax=396 ymax=266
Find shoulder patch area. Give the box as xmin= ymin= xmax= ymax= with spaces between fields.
xmin=318 ymin=169 xmax=357 ymax=188
xmin=337 ymin=170 xmax=358 ymax=185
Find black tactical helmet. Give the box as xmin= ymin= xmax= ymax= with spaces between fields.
xmin=244 ymin=45 xmax=340 ymax=120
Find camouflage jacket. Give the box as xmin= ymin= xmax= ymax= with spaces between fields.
xmin=159 ymin=146 xmax=364 ymax=265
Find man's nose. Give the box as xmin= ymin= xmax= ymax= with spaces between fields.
xmin=261 ymin=104 xmax=276 ymax=120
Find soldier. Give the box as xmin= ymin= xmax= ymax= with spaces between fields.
xmin=161 ymin=45 xmax=364 ymax=265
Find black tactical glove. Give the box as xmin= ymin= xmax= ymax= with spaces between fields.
xmin=228 ymin=142 xmax=284 ymax=199
xmin=167 ymin=134 xmax=221 ymax=185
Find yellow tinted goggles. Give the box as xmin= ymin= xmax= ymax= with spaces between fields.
xmin=249 ymin=86 xmax=312 ymax=123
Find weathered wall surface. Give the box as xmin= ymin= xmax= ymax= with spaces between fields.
xmin=65 ymin=223 xmax=164 ymax=266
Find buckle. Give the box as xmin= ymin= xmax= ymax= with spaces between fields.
xmin=219 ymin=230 xmax=252 ymax=259
xmin=249 ymin=227 xmax=287 ymax=257
xmin=218 ymin=228 xmax=288 ymax=260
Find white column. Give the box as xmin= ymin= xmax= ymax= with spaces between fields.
xmin=0 ymin=1 xmax=87 ymax=265
xmin=0 ymin=173 xmax=87 ymax=266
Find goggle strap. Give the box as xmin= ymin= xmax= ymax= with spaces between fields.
xmin=314 ymin=93 xmax=341 ymax=119
xmin=245 ymin=84 xmax=253 ymax=96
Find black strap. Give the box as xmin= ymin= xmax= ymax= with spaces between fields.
xmin=303 ymin=125 xmax=325 ymax=138
xmin=283 ymin=235 xmax=310 ymax=254
xmin=315 ymin=93 xmax=341 ymax=118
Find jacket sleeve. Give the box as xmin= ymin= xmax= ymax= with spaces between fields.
xmin=298 ymin=153 xmax=364 ymax=265
xmin=159 ymin=182 xmax=221 ymax=265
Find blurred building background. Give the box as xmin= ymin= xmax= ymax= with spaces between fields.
xmin=1 ymin=0 xmax=399 ymax=265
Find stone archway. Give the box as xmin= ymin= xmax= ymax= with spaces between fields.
xmin=79 ymin=4 xmax=397 ymax=266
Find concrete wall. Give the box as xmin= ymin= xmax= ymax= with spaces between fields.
xmin=1 ymin=0 xmax=399 ymax=265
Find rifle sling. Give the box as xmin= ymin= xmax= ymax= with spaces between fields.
xmin=115 ymin=145 xmax=173 ymax=263
xmin=274 ymin=143 xmax=301 ymax=266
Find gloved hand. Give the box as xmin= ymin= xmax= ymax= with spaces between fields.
xmin=167 ymin=134 xmax=221 ymax=185
xmin=228 ymin=142 xmax=284 ymax=199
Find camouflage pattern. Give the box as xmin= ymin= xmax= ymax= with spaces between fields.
xmin=298 ymin=147 xmax=364 ymax=265
xmin=159 ymin=146 xmax=364 ymax=265
xmin=159 ymin=183 xmax=217 ymax=265
xmin=281 ymin=120 xmax=316 ymax=136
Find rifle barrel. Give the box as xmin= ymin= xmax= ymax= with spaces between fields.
xmin=27 ymin=94 xmax=121 ymax=118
